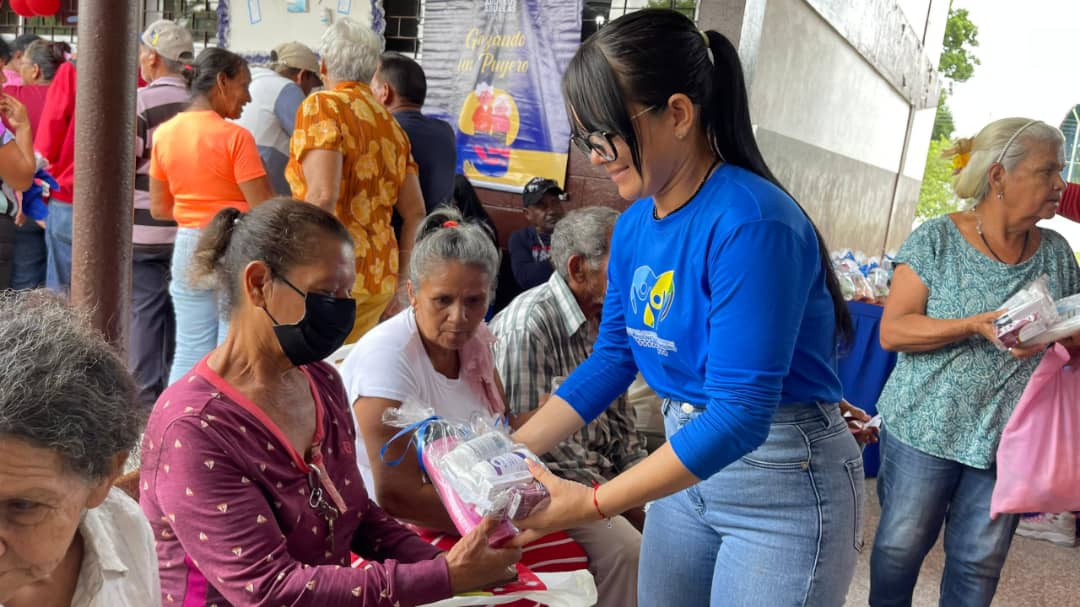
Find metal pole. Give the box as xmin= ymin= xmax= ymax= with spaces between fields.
xmin=71 ymin=0 xmax=139 ymax=349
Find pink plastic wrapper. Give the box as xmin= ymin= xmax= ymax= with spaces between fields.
xmin=423 ymin=434 xmax=520 ymax=546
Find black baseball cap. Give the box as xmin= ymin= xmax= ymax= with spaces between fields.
xmin=522 ymin=177 xmax=566 ymax=207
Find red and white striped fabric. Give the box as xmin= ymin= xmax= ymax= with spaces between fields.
xmin=354 ymin=529 xmax=589 ymax=607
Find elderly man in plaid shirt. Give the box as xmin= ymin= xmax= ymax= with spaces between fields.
xmin=491 ymin=206 xmax=646 ymax=607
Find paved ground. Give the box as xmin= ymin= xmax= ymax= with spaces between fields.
xmin=845 ymin=479 xmax=1079 ymax=606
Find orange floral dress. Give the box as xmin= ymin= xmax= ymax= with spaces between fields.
xmin=287 ymin=81 xmax=417 ymax=335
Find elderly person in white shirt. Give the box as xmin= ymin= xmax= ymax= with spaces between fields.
xmin=0 ymin=290 xmax=158 ymax=607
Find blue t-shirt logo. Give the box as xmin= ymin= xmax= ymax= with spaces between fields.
xmin=631 ymin=266 xmax=676 ymax=328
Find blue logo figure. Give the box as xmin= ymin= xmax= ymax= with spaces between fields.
xmin=630 ymin=266 xmax=675 ymax=328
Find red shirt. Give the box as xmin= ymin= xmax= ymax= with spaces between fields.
xmin=1 ymin=83 xmax=50 ymax=134
xmin=34 ymin=62 xmax=75 ymax=204
xmin=1060 ymin=182 xmax=1080 ymax=223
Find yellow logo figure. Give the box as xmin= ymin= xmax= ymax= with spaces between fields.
xmin=631 ymin=267 xmax=675 ymax=329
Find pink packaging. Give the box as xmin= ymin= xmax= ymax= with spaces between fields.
xmin=991 ymin=344 xmax=1080 ymax=518
xmin=423 ymin=435 xmax=519 ymax=546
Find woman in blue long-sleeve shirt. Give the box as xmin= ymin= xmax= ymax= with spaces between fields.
xmin=511 ymin=10 xmax=864 ymax=606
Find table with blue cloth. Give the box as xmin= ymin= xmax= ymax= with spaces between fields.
xmin=837 ymin=301 xmax=898 ymax=477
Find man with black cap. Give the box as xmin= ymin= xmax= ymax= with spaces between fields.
xmin=235 ymin=41 xmax=322 ymax=195
xmin=131 ymin=19 xmax=195 ymax=409
xmin=508 ymin=176 xmax=566 ymax=291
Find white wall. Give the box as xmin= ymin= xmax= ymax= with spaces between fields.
xmin=749 ymin=0 xmax=911 ymax=173
xmin=227 ymin=0 xmax=374 ymax=55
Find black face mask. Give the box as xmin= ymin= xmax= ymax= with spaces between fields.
xmin=263 ymin=275 xmax=356 ymax=367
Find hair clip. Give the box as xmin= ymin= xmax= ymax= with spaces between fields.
xmin=951 ymin=151 xmax=972 ymax=175
xmin=442 ymin=220 xmax=459 ymax=228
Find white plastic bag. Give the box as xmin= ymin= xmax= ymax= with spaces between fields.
xmin=994 ymin=275 xmax=1058 ymax=348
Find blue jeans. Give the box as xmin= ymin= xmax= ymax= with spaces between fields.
xmin=639 ymin=400 xmax=864 ymax=607
xmin=168 ymin=228 xmax=227 ymax=384
xmin=869 ymin=429 xmax=1019 ymax=607
xmin=12 ymin=221 xmax=47 ymax=289
xmin=0 ymin=214 xmax=13 ymax=289
xmin=45 ymin=201 xmax=73 ymax=292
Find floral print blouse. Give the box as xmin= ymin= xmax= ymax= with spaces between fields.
xmin=877 ymin=215 xmax=1080 ymax=468
xmin=286 ymin=81 xmax=418 ymax=301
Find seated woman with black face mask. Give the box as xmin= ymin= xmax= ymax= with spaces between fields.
xmin=139 ymin=198 xmax=521 ymax=607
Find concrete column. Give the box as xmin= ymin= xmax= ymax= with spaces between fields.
xmin=71 ymin=0 xmax=139 ymax=349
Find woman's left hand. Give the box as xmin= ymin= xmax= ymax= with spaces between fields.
xmin=508 ymin=460 xmax=596 ymax=546
xmin=840 ymin=399 xmax=878 ymax=445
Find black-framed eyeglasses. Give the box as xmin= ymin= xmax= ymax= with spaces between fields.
xmin=569 ymin=105 xmax=657 ymax=162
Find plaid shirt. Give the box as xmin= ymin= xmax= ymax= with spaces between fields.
xmin=491 ymin=272 xmax=648 ymax=485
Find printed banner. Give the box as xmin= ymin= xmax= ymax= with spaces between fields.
xmin=423 ymin=0 xmax=583 ymax=191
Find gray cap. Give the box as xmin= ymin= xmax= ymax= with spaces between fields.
xmin=141 ymin=20 xmax=194 ymax=63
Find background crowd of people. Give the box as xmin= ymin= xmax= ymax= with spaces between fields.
xmin=0 ymin=7 xmax=1077 ymax=607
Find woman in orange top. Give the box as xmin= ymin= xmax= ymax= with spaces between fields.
xmin=150 ymin=48 xmax=273 ymax=384
xmin=287 ymin=18 xmax=425 ymax=343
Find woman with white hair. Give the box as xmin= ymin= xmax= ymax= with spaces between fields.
xmin=0 ymin=290 xmax=158 ymax=605
xmin=869 ymin=117 xmax=1080 ymax=606
xmin=286 ymin=17 xmax=425 ymax=343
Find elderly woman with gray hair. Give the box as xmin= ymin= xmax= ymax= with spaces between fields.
xmin=342 ymin=207 xmax=591 ymax=574
xmin=286 ymin=17 xmax=425 ymax=342
xmin=869 ymin=117 xmax=1080 ymax=607
xmin=0 ymin=290 xmax=158 ymax=606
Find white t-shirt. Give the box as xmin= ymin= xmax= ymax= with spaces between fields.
xmin=341 ymin=309 xmax=491 ymax=497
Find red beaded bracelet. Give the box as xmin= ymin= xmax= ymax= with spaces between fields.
xmin=591 ymin=481 xmax=609 ymax=521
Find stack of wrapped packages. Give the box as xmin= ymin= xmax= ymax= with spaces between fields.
xmin=832 ymin=249 xmax=895 ymax=305
xmin=994 ymin=275 xmax=1080 ymax=348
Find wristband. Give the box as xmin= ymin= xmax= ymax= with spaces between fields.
xmin=591 ymin=481 xmax=610 ymax=522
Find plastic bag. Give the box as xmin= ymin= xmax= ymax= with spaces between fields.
xmin=418 ymin=569 xmax=597 ymax=607
xmin=837 ymin=271 xmax=857 ymax=301
xmin=994 ymin=275 xmax=1058 ymax=348
xmin=848 ymin=269 xmax=875 ymax=302
xmin=381 ymin=405 xmax=550 ymax=545
xmin=991 ymin=344 xmax=1080 ymax=518
xmin=1021 ymin=293 xmax=1080 ymax=346
xmin=867 ymin=267 xmax=891 ymax=300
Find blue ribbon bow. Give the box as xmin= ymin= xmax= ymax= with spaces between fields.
xmin=379 ymin=415 xmax=440 ymax=473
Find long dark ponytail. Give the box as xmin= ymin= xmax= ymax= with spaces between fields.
xmin=563 ymin=9 xmax=851 ymax=341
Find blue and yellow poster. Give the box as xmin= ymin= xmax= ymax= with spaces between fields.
xmin=423 ymin=0 xmax=582 ymax=191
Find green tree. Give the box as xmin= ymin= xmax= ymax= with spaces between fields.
xmin=916 ymin=137 xmax=962 ymax=221
xmin=929 ymin=7 xmax=979 ymax=141
xmin=938 ymin=7 xmax=980 ymax=87
xmin=918 ymin=4 xmax=979 ymax=219
xmin=932 ymin=93 xmax=955 ymax=141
